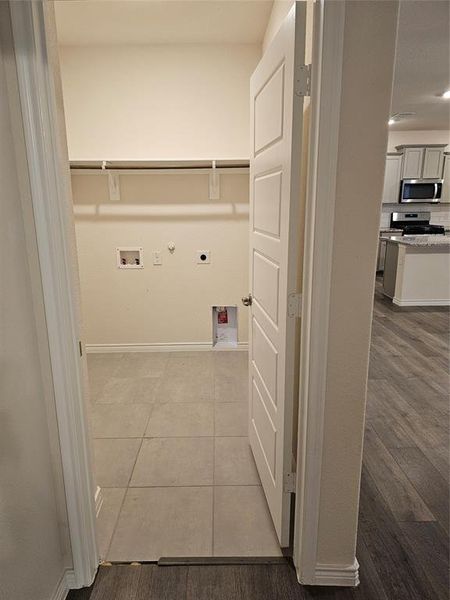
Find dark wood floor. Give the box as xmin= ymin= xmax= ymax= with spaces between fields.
xmin=69 ymin=280 xmax=449 ymax=600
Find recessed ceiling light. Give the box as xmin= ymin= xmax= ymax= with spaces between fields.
xmin=442 ymin=90 xmax=450 ymax=99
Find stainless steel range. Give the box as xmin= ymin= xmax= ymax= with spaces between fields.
xmin=390 ymin=212 xmax=445 ymax=236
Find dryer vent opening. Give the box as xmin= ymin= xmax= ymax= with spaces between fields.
xmin=212 ymin=305 xmax=238 ymax=348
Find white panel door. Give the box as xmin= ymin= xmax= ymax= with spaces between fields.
xmin=247 ymin=2 xmax=306 ymax=546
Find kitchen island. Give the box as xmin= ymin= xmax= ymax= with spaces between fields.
xmin=381 ymin=235 xmax=450 ymax=306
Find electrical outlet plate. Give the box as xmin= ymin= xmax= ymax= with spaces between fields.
xmin=152 ymin=250 xmax=162 ymax=265
xmin=196 ymin=250 xmax=210 ymax=264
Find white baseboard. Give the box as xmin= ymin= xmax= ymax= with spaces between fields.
xmin=65 ymin=570 xmax=77 ymax=589
xmin=51 ymin=571 xmax=68 ymax=600
xmin=95 ymin=485 xmax=104 ymax=518
xmin=51 ymin=569 xmax=77 ymax=600
xmin=312 ymin=559 xmax=360 ymax=587
xmin=393 ymin=297 xmax=450 ymax=307
xmin=86 ymin=342 xmax=249 ymax=353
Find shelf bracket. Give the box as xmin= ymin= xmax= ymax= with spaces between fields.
xmin=209 ymin=160 xmax=220 ymax=200
xmin=107 ymin=172 xmax=121 ymax=202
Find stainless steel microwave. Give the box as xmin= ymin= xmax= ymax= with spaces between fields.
xmin=399 ymin=178 xmax=443 ymax=203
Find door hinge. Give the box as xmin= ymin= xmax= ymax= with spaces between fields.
xmin=284 ymin=472 xmax=297 ymax=493
xmin=295 ymin=64 xmax=312 ymax=97
xmin=79 ymin=340 xmax=83 ymax=357
xmin=287 ymin=293 xmax=302 ymax=318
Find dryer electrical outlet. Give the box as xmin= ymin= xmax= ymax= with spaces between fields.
xmin=196 ymin=250 xmax=210 ymax=264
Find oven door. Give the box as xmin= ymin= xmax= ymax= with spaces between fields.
xmin=400 ymin=179 xmax=442 ymax=203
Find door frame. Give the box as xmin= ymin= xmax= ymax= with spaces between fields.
xmin=293 ymin=0 xmax=354 ymax=586
xmin=9 ymin=0 xmax=353 ymax=589
xmin=9 ymin=0 xmax=98 ymax=589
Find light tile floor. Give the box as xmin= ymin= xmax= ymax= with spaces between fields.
xmin=88 ymin=351 xmax=281 ymax=561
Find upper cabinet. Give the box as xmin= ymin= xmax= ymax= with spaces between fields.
xmin=442 ymin=154 xmax=450 ymax=203
xmin=396 ymin=144 xmax=446 ymax=180
xmin=381 ymin=144 xmax=448 ymax=205
xmin=401 ymin=147 xmax=424 ymax=178
xmin=382 ymin=154 xmax=403 ymax=204
xmin=423 ymin=148 xmax=445 ymax=179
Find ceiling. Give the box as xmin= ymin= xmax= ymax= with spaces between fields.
xmin=54 ymin=0 xmax=273 ymax=45
xmin=54 ymin=0 xmax=449 ymax=131
xmin=390 ymin=0 xmax=450 ymax=131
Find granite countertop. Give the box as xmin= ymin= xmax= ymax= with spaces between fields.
xmin=380 ymin=235 xmax=450 ymax=248
xmin=379 ymin=228 xmax=403 ymax=234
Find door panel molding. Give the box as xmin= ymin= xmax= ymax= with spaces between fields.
xmin=253 ymin=170 xmax=283 ymax=238
xmin=253 ymin=251 xmax=280 ymax=325
xmin=254 ymin=62 xmax=285 ymax=155
xmin=251 ymin=379 xmax=277 ymax=480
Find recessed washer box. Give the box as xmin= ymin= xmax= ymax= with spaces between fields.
xmin=116 ymin=247 xmax=144 ymax=269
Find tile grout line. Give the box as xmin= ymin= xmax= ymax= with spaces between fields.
xmin=101 ymin=484 xmax=264 ymax=489
xmin=93 ymin=434 xmax=248 ymax=440
xmin=99 ymin=353 xmax=134 ymax=561
xmin=103 ymin=487 xmax=127 ymax=562
xmin=94 ymin=352 xmax=129 ymax=561
xmin=104 ymin=422 xmax=148 ymax=560
xmin=102 ymin=355 xmax=163 ymax=561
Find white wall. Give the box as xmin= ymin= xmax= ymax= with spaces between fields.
xmin=387 ymin=129 xmax=450 ymax=152
xmin=59 ymin=43 xmax=261 ymax=161
xmin=0 ymin=6 xmax=69 ymax=598
xmin=73 ymin=172 xmax=249 ymax=346
xmin=59 ymin=36 xmax=256 ymax=347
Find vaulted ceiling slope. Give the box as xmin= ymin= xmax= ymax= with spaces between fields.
xmin=54 ymin=0 xmax=274 ymax=46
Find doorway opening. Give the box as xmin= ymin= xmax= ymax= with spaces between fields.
xmin=53 ymin=0 xmax=306 ymax=563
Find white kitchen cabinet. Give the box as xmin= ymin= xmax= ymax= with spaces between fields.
xmin=401 ymin=147 xmax=424 ymax=179
xmin=382 ymin=154 xmax=402 ymax=203
xmin=442 ymin=154 xmax=450 ymax=203
xmin=377 ymin=238 xmax=387 ymax=271
xmin=377 ymin=231 xmax=402 ymax=271
xmin=397 ymin=145 xmax=446 ymax=180
xmin=423 ymin=147 xmax=444 ymax=179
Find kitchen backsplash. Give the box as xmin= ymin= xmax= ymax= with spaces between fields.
xmin=380 ymin=204 xmax=450 ymax=228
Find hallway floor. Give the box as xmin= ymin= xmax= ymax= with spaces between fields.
xmin=88 ymin=350 xmax=281 ymax=561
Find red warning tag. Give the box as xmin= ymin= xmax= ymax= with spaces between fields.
xmin=218 ymin=308 xmax=228 ymax=324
